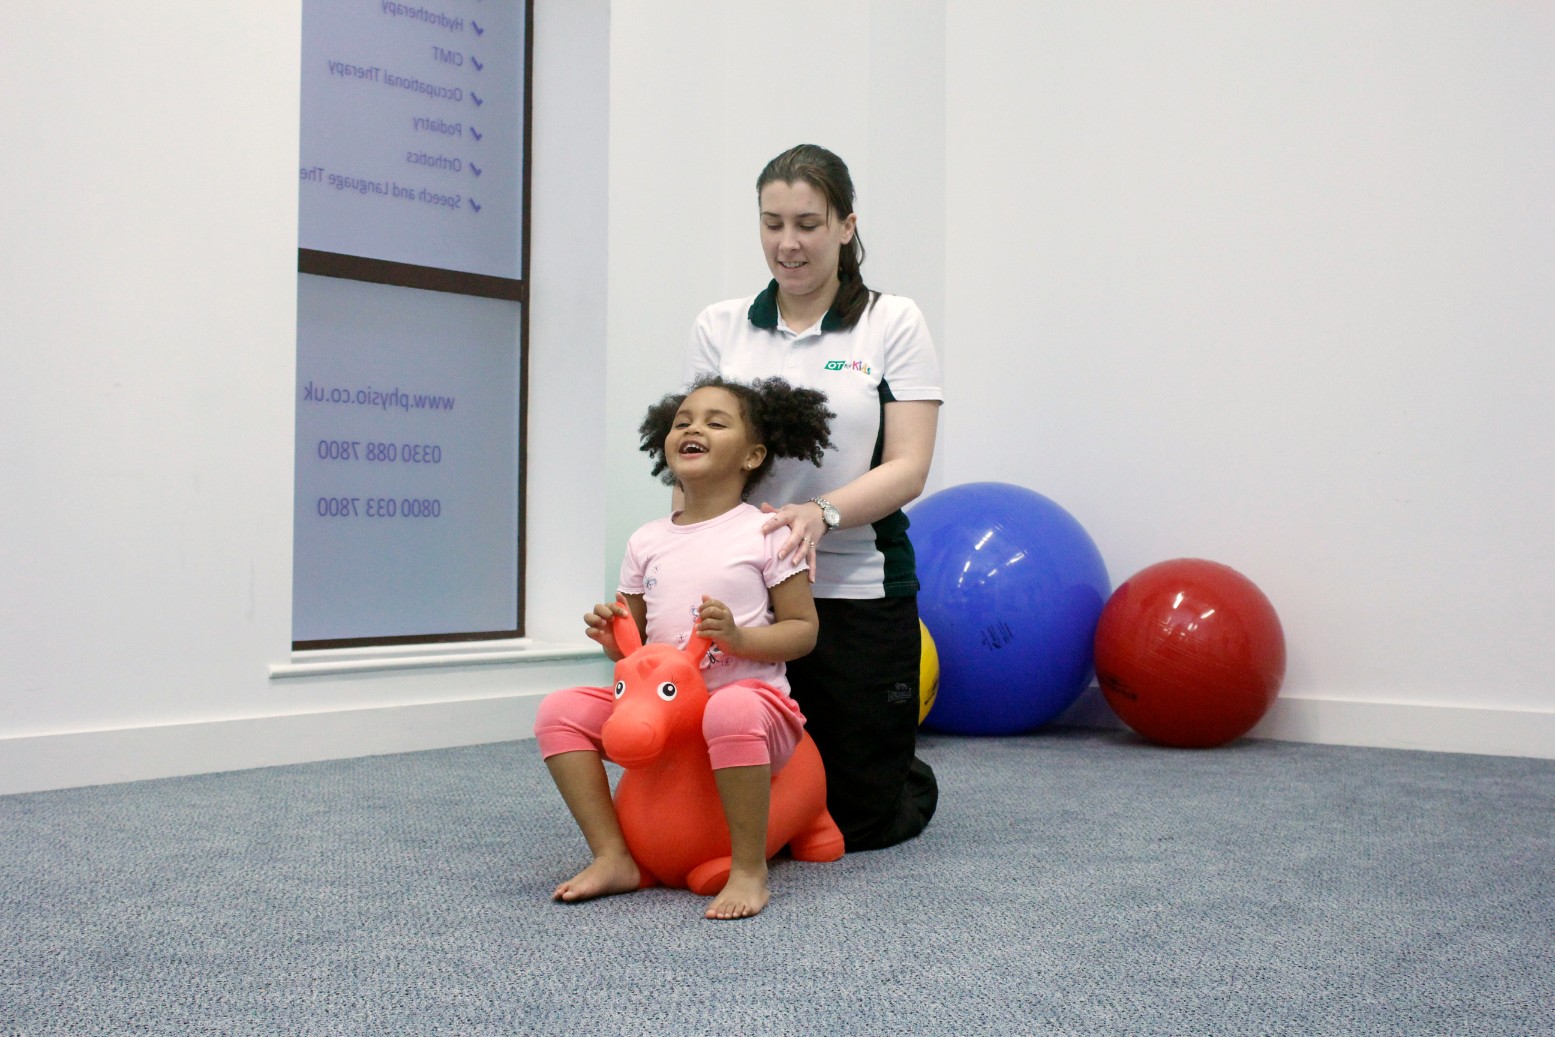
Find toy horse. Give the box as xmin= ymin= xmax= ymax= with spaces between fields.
xmin=600 ymin=611 xmax=845 ymax=894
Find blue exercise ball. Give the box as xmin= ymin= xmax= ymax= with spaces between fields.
xmin=908 ymin=482 xmax=1110 ymax=735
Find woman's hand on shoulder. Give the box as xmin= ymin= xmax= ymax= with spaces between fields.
xmin=758 ymin=501 xmax=824 ymax=582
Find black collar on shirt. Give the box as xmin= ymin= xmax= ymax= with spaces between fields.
xmin=746 ymin=279 xmax=845 ymax=333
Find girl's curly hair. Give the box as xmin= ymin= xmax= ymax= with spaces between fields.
xmin=639 ymin=375 xmax=835 ymax=498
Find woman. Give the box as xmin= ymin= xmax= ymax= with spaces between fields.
xmin=684 ymin=143 xmax=941 ymax=851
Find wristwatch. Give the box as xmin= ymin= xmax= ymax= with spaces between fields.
xmin=809 ymin=496 xmax=841 ymax=534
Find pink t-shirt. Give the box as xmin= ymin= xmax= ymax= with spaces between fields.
xmin=618 ymin=502 xmax=808 ymax=693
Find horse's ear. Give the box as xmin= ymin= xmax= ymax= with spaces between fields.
xmin=612 ymin=596 xmax=643 ymax=656
xmin=682 ymin=624 xmax=712 ymax=668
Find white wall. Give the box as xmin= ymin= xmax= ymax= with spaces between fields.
xmin=943 ymin=2 xmax=1555 ymax=736
xmin=602 ymin=1 xmax=1554 ymax=756
xmin=5 ymin=2 xmax=1551 ymax=796
xmin=0 ymin=1 xmax=613 ymax=795
xmin=603 ymin=0 xmax=949 ymax=578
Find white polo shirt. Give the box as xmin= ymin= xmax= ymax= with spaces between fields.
xmin=686 ymin=281 xmax=943 ymax=600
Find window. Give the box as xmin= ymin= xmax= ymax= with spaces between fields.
xmin=292 ymin=0 xmax=532 ymax=649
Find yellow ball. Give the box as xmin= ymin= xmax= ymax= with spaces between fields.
xmin=919 ymin=619 xmax=940 ymax=724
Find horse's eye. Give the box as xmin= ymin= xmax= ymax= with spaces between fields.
xmin=613 ymin=680 xmax=625 ymax=699
xmin=657 ymin=682 xmax=677 ymax=701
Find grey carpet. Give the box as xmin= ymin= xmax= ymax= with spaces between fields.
xmin=2 ymin=729 xmax=1552 ymax=1036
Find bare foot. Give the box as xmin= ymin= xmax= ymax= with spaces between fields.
xmin=705 ymin=865 xmax=769 ymax=920
xmin=552 ymin=850 xmax=640 ymax=903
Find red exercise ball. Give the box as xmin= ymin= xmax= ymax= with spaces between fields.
xmin=1094 ymin=558 xmax=1285 ymax=748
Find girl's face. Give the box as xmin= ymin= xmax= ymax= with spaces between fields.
xmin=759 ymin=179 xmax=857 ymax=305
xmin=665 ymin=387 xmax=766 ymax=488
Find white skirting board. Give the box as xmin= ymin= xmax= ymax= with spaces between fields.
xmin=1055 ymin=686 xmax=1555 ymax=761
xmin=5 ymin=686 xmax=1552 ymax=797
xmin=0 ymin=692 xmax=559 ymax=797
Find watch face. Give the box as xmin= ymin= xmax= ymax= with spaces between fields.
xmin=822 ymin=506 xmax=840 ymax=528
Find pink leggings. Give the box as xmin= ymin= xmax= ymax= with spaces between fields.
xmin=534 ymin=680 xmax=806 ymax=772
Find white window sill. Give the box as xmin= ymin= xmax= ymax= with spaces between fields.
xmin=269 ymin=638 xmax=601 ymax=680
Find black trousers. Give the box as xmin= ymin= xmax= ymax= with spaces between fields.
xmin=786 ymin=595 xmax=939 ymax=851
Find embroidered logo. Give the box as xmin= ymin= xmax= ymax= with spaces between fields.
xmin=824 ymin=359 xmax=872 ymax=375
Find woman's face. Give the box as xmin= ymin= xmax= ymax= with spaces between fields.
xmin=759 ymin=180 xmax=857 ymax=306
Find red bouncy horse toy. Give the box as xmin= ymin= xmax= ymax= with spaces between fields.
xmin=601 ymin=611 xmax=845 ymax=894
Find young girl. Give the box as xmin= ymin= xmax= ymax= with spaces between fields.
xmin=533 ymin=375 xmax=834 ymax=920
